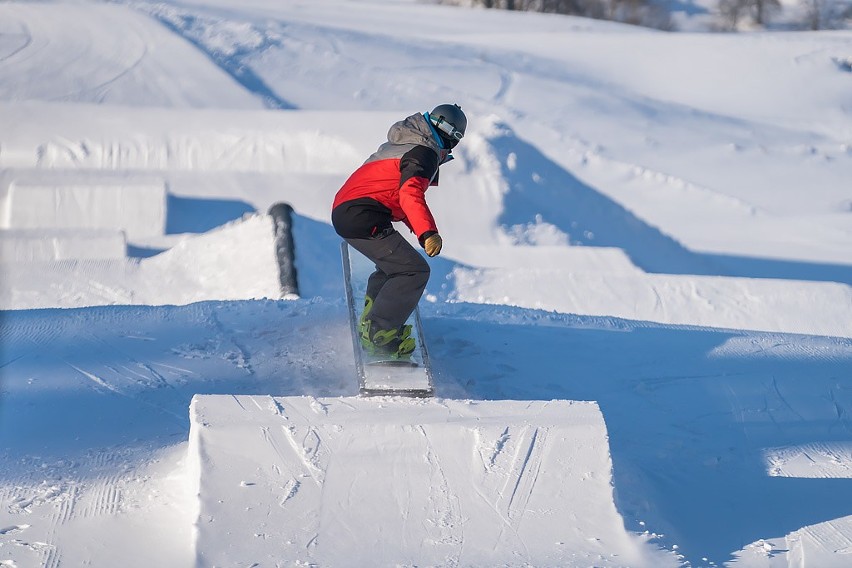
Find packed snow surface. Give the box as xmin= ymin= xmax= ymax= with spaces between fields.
xmin=1 ymin=1 xmax=851 ymax=567
xmin=189 ymin=395 xmax=668 ymax=567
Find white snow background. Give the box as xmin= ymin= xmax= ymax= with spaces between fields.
xmin=1 ymin=0 xmax=851 ymax=566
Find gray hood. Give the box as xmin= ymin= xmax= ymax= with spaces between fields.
xmin=364 ymin=113 xmax=443 ymax=165
xmin=388 ymin=113 xmax=442 ymax=151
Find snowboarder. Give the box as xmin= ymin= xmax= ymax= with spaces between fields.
xmin=332 ymin=103 xmax=467 ymax=358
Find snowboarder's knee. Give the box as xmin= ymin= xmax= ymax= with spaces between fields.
xmin=412 ymin=256 xmax=430 ymax=281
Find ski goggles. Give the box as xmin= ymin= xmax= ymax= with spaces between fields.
xmin=430 ymin=116 xmax=464 ymax=141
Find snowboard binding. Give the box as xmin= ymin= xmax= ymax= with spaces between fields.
xmin=360 ymin=317 xmax=415 ymax=359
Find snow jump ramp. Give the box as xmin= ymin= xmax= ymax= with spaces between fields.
xmin=188 ymin=394 xmax=650 ymax=567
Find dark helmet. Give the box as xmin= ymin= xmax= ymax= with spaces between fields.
xmin=429 ymin=103 xmax=467 ymax=148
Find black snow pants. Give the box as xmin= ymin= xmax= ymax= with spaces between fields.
xmin=345 ymin=231 xmax=430 ymax=333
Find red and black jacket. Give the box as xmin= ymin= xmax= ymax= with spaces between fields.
xmin=332 ymin=113 xmax=450 ymax=246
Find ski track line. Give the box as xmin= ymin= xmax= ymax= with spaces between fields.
xmin=0 ymin=20 xmax=33 ymax=64
xmin=0 ymin=524 xmax=30 ymax=535
xmin=105 ymin=362 xmax=164 ymax=391
xmin=279 ymin=478 xmax=301 ymax=508
xmin=82 ymin=463 xmax=123 ymax=519
xmin=781 ymin=442 xmax=852 ymax=478
xmin=827 ymin=388 xmax=852 ymax=434
xmin=308 ymin=398 xmax=329 ymax=416
xmin=503 ymin=426 xmax=546 ymax=528
xmin=260 ymin=424 xmax=325 ymax=490
xmin=67 ymin=360 xmax=186 ymax=423
xmin=248 ymin=395 xmax=266 ymax=413
xmin=38 ymin=484 xmax=77 ymax=568
xmin=88 ymin=450 xmax=126 ymax=516
xmin=473 ymin=426 xmax=513 ymax=473
xmin=801 ymin=519 xmax=852 ymax=556
xmin=132 ymin=361 xmax=171 ymax=389
xmin=71 ymin=41 xmax=149 ymax=105
xmin=9 ymin=6 xmax=148 ymax=106
xmin=813 ymin=442 xmax=852 ymax=476
xmin=13 ymin=320 xmax=65 ymax=352
xmin=67 ymin=363 xmax=124 ymax=395
xmin=417 ymin=425 xmax=464 ymax=564
xmin=771 ymin=376 xmax=807 ymax=422
xmin=264 ymin=395 xmax=289 ymax=418
xmin=280 ymin=424 xmax=326 ymax=487
xmin=0 ymin=354 xmax=26 ymax=370
xmin=3 ymin=452 xmax=138 ymax=566
xmin=84 ymin=328 xmax=177 ymax=390
xmin=475 ymin=425 xmax=539 ymax=564
xmin=467 ymin=443 xmax=529 ymax=559
xmin=147 ymin=360 xmax=196 ymax=383
xmin=485 ymin=427 xmax=511 ymax=471
xmin=0 ymin=507 xmax=34 ymax=567
xmin=279 ymin=403 xmax=329 ymax=487
xmin=230 ymin=394 xmax=248 ymax=412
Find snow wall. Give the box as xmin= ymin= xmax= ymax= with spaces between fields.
xmin=0 ymin=229 xmax=126 ymax=262
xmin=2 ymin=178 xmax=166 ymax=239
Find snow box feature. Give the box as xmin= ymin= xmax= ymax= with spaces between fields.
xmin=3 ymin=178 xmax=166 ymax=239
xmin=188 ymin=395 xmax=653 ymax=567
xmin=0 ymin=228 xmax=126 ymax=261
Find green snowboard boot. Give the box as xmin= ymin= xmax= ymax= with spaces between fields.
xmin=360 ymin=319 xmax=415 ymax=359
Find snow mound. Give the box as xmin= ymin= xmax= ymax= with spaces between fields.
xmin=188 ymin=394 xmax=672 ymax=567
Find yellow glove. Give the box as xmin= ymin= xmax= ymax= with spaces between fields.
xmin=423 ymin=233 xmax=442 ymax=257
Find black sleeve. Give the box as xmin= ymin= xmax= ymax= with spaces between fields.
xmin=399 ymin=145 xmax=439 ymax=188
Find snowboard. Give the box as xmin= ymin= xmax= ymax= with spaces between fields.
xmin=340 ymin=241 xmax=434 ymax=397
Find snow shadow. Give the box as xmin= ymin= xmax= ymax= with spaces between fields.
xmin=0 ymin=300 xmax=355 ymax=464
xmin=291 ymin=213 xmax=345 ymax=299
xmin=490 ymin=126 xmax=852 ymax=285
xmin=490 ymin=126 xmax=718 ymax=275
xmin=145 ymin=8 xmax=296 ymax=110
xmin=165 ymin=195 xmax=255 ymax=234
xmin=427 ymin=307 xmax=852 ymax=566
xmin=704 ymin=251 xmax=852 ymax=286
xmin=3 ymin=297 xmax=849 ymax=566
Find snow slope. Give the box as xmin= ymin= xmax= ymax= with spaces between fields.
xmin=0 ymin=3 xmax=264 ymax=109
xmin=1 ymin=1 xmax=851 ymax=567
